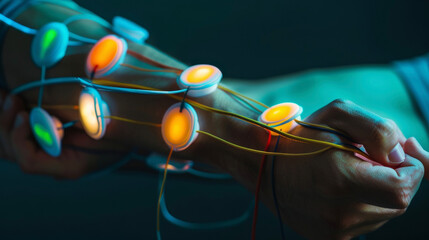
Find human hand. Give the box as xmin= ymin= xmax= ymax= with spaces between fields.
xmin=268 ymin=99 xmax=424 ymax=239
xmin=0 ymin=91 xmax=131 ymax=179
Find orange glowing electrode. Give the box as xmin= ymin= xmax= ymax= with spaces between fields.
xmin=162 ymin=102 xmax=199 ymax=151
xmin=86 ymin=35 xmax=128 ymax=78
xmin=89 ymin=38 xmax=118 ymax=70
xmin=259 ymin=102 xmax=302 ymax=135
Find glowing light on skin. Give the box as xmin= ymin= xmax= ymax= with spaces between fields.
xmin=164 ymin=111 xmax=191 ymax=146
xmin=86 ymin=35 xmax=127 ymax=78
xmin=178 ymin=64 xmax=222 ymax=97
xmin=31 ymin=22 xmax=69 ymax=68
xmin=79 ymin=87 xmax=110 ymax=140
xmin=80 ymin=93 xmax=101 ymax=136
xmin=89 ymin=38 xmax=118 ymax=70
xmin=162 ymin=103 xmax=199 ymax=151
xmin=40 ymin=29 xmax=57 ymax=59
xmin=33 ymin=123 xmax=53 ymax=146
xmin=159 ymin=164 xmax=177 ymax=171
xmin=29 ymin=107 xmax=62 ymax=157
xmin=186 ymin=66 xmax=215 ymax=83
xmin=259 ymin=102 xmax=303 ymax=135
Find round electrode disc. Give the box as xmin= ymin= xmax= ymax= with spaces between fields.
xmin=30 ymin=107 xmax=62 ymax=157
xmin=259 ymin=102 xmax=303 ymax=134
xmin=31 ymin=22 xmax=69 ymax=68
xmin=86 ymin=35 xmax=128 ymax=78
xmin=79 ymin=87 xmax=110 ymax=140
xmin=112 ymin=16 xmax=149 ymax=44
xmin=146 ymin=153 xmax=193 ymax=173
xmin=161 ymin=102 xmax=199 ymax=151
xmin=178 ymin=64 xmax=222 ymax=97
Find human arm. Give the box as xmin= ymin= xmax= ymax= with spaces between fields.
xmin=0 ymin=2 xmax=428 ymax=240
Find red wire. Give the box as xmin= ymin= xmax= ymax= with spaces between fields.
xmin=251 ymin=131 xmax=272 ymax=240
xmin=126 ymin=50 xmax=184 ymax=73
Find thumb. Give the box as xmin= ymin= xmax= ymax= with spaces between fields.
xmin=404 ymin=137 xmax=429 ymax=180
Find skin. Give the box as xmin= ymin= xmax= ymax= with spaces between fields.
xmin=1 ymin=2 xmax=429 ymax=240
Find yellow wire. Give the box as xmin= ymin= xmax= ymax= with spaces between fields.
xmin=218 ymin=85 xmax=269 ymax=109
xmin=121 ymin=63 xmax=182 ymax=74
xmin=197 ymin=130 xmax=331 ymax=156
xmin=104 ymin=115 xmax=162 ymax=127
xmin=92 ymin=80 xmax=370 ymax=159
xmin=295 ymin=119 xmax=348 ymax=135
xmin=157 ymin=148 xmax=173 ymax=234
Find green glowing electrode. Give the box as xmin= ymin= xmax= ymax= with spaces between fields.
xmin=40 ymin=29 xmax=57 ymax=59
xmin=33 ymin=123 xmax=53 ymax=146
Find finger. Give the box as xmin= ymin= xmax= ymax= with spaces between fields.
xmin=10 ymin=112 xmax=69 ymax=177
xmin=404 ymin=137 xmax=429 ymax=180
xmin=349 ymin=152 xmax=424 ymax=209
xmin=312 ymin=99 xmax=406 ymax=167
xmin=0 ymin=95 xmax=25 ymax=159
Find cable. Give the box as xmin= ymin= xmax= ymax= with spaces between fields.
xmin=80 ymin=151 xmax=135 ymax=181
xmin=197 ymin=130 xmax=331 ymax=157
xmin=271 ymin=137 xmax=285 ymax=240
xmin=0 ymin=13 xmax=37 ymax=34
xmin=37 ymin=66 xmax=46 ymax=107
xmin=69 ymin=32 xmax=98 ymax=44
xmin=223 ymin=90 xmax=263 ymax=114
xmin=187 ymin=168 xmax=231 ymax=180
xmin=160 ymin=190 xmax=253 ymax=230
xmin=93 ymin=80 xmax=369 ymax=157
xmin=104 ymin=115 xmax=161 ymax=128
xmin=11 ymin=77 xmax=188 ymax=95
xmin=157 ymin=148 xmax=174 ymax=240
xmin=295 ymin=119 xmax=354 ymax=142
xmin=92 ymin=79 xmax=369 ymax=157
xmin=0 ymin=14 xmax=84 ymax=46
xmin=121 ymin=63 xmax=182 ymax=74
xmin=63 ymin=14 xmax=111 ymax=28
xmin=218 ymin=85 xmax=269 ymax=109
xmin=127 ymin=50 xmax=184 ymax=72
xmin=252 ymin=131 xmax=272 ymax=240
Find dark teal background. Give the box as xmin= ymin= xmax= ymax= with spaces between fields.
xmin=1 ymin=0 xmax=429 ymax=239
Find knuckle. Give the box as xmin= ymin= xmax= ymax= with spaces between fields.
xmin=371 ymin=118 xmax=396 ymax=143
xmin=392 ymin=187 xmax=411 ymax=209
xmin=328 ymin=99 xmax=353 ymax=113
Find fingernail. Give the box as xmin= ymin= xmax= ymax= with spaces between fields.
xmin=13 ymin=114 xmax=24 ymax=128
xmin=3 ymin=96 xmax=13 ymax=111
xmin=388 ymin=143 xmax=405 ymax=163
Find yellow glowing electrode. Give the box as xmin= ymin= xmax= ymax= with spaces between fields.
xmin=259 ymin=103 xmax=302 ymax=135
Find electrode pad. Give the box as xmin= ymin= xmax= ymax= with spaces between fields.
xmin=30 ymin=107 xmax=63 ymax=157
xmin=146 ymin=153 xmax=193 ymax=173
xmin=79 ymin=87 xmax=110 ymax=140
xmin=162 ymin=102 xmax=199 ymax=151
xmin=178 ymin=64 xmax=222 ymax=97
xmin=112 ymin=16 xmax=149 ymax=44
xmin=259 ymin=102 xmax=302 ymax=135
xmin=86 ymin=35 xmax=127 ymax=78
xmin=31 ymin=22 xmax=69 ymax=68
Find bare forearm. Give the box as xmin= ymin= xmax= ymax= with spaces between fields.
xmin=1 ymin=2 xmax=266 ymax=176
